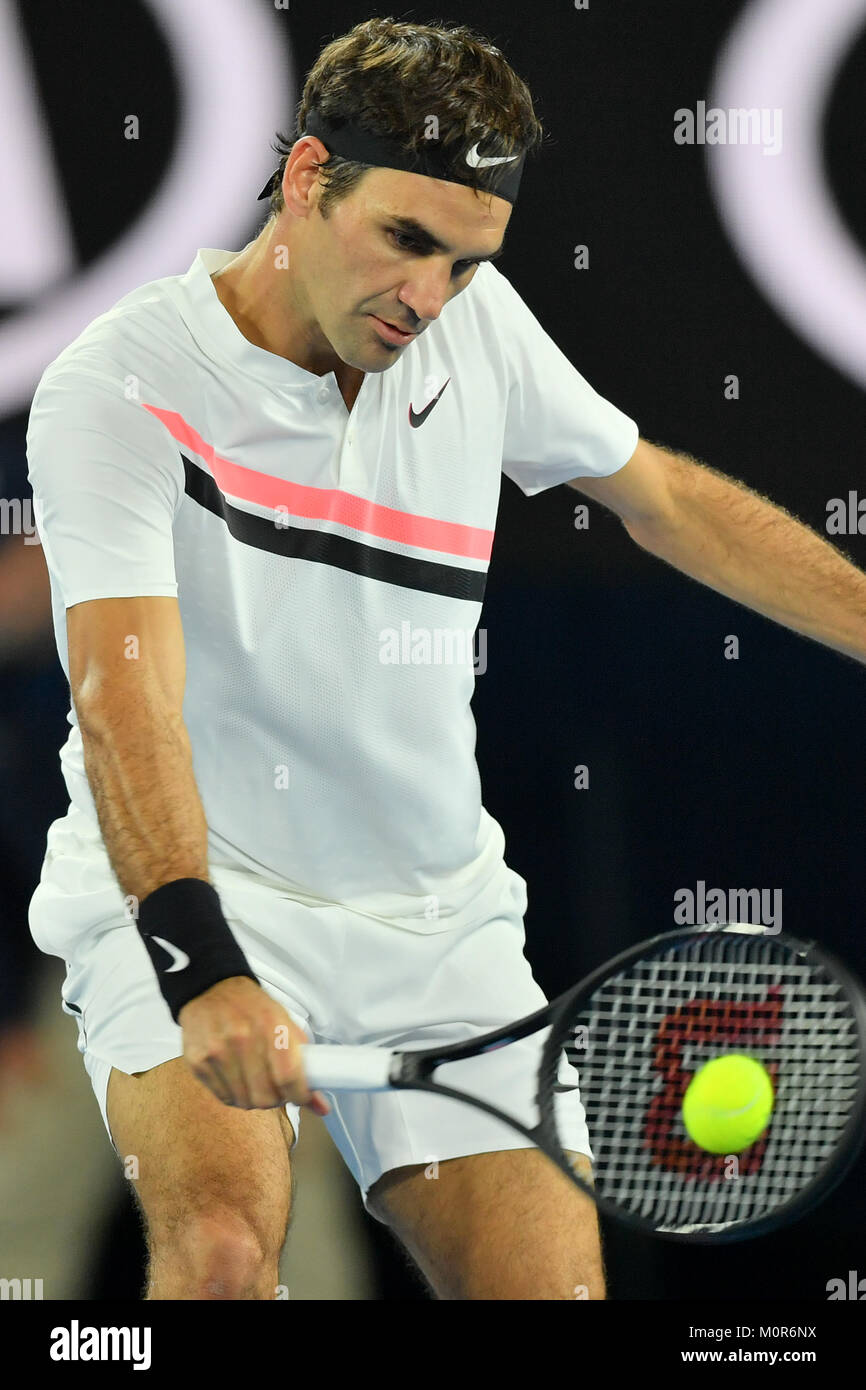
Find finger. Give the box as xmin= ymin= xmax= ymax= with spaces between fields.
xmin=189 ymin=1058 xmax=235 ymax=1107
xmin=245 ymin=1031 xmax=292 ymax=1110
xmin=210 ymin=1046 xmax=254 ymax=1110
xmin=267 ymin=1018 xmax=330 ymax=1112
xmin=269 ymin=1023 xmax=311 ymax=1103
xmin=266 ymin=1029 xmax=314 ymax=1110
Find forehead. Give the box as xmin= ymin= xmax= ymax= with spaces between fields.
xmin=358 ymin=166 xmax=513 ymax=242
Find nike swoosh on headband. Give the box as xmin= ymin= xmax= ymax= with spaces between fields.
xmin=408 ymin=377 xmax=451 ymax=428
xmin=150 ymin=935 xmax=191 ymax=973
xmin=465 ymin=144 xmax=521 ymax=169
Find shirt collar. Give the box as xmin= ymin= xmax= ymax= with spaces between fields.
xmin=179 ymin=247 xmax=331 ymax=390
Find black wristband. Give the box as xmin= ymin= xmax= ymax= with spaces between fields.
xmin=136 ymin=878 xmax=258 ymax=1023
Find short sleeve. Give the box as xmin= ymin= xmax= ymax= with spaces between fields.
xmin=26 ymin=365 xmax=183 ymax=609
xmin=484 ymin=266 xmax=639 ymax=498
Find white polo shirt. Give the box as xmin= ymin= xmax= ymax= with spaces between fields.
xmin=27 ymin=246 xmax=639 ymax=932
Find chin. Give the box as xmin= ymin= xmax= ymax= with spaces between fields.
xmin=351 ymin=339 xmax=394 ymax=373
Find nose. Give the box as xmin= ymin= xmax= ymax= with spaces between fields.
xmin=397 ymin=263 xmax=454 ymax=326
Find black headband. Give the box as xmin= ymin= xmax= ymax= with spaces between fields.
xmin=257 ymin=108 xmax=526 ymax=206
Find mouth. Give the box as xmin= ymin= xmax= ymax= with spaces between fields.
xmin=370 ymin=315 xmax=418 ymax=344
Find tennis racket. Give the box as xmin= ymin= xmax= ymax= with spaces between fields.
xmin=301 ymin=923 xmax=866 ymax=1241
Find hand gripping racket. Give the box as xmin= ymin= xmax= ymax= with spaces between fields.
xmin=301 ymin=924 xmax=866 ymax=1241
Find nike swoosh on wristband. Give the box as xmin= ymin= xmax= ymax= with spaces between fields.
xmin=465 ymin=144 xmax=520 ymax=169
xmin=408 ymin=377 xmax=451 ymax=428
xmin=151 ymin=935 xmax=191 ymax=973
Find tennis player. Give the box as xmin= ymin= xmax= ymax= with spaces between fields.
xmin=28 ymin=16 xmax=863 ymax=1302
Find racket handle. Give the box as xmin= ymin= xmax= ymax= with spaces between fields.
xmin=300 ymin=1043 xmax=397 ymax=1092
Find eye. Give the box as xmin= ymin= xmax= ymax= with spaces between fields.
xmin=390 ymin=229 xmax=420 ymax=253
xmin=389 ymin=229 xmax=478 ymax=277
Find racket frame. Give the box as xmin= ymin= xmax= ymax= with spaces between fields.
xmin=304 ymin=923 xmax=866 ymax=1241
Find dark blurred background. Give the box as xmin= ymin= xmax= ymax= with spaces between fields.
xmin=1 ymin=0 xmax=864 ymax=1299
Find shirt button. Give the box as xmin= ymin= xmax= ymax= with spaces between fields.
xmin=317 ymin=386 xmax=330 ymax=403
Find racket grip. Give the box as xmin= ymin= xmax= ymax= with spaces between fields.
xmin=300 ymin=1043 xmax=397 ymax=1092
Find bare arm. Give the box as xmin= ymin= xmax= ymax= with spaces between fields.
xmin=568 ymin=440 xmax=866 ymax=667
xmin=67 ymin=595 xmax=208 ymax=902
xmin=66 ymin=594 xmax=328 ymax=1114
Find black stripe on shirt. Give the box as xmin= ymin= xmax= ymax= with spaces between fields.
xmin=181 ymin=455 xmax=488 ymax=602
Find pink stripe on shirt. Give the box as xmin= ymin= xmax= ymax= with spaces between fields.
xmin=143 ymin=403 xmax=493 ymax=562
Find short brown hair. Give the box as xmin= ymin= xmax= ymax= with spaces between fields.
xmin=262 ymin=16 xmax=544 ymax=221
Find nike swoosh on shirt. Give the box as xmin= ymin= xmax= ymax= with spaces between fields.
xmin=465 ymin=144 xmax=520 ymax=169
xmin=408 ymin=377 xmax=451 ymax=428
xmin=151 ymin=935 xmax=190 ymax=973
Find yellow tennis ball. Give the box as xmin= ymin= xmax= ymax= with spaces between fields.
xmin=682 ymin=1054 xmax=774 ymax=1154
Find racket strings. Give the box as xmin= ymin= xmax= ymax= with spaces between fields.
xmin=548 ymin=934 xmax=861 ymax=1233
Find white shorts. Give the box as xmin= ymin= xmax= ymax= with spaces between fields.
xmin=29 ymin=815 xmax=593 ymax=1223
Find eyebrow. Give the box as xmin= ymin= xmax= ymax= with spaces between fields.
xmin=385 ymin=214 xmax=506 ymax=264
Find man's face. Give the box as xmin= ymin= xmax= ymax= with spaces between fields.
xmin=294 ymin=165 xmax=512 ymax=373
